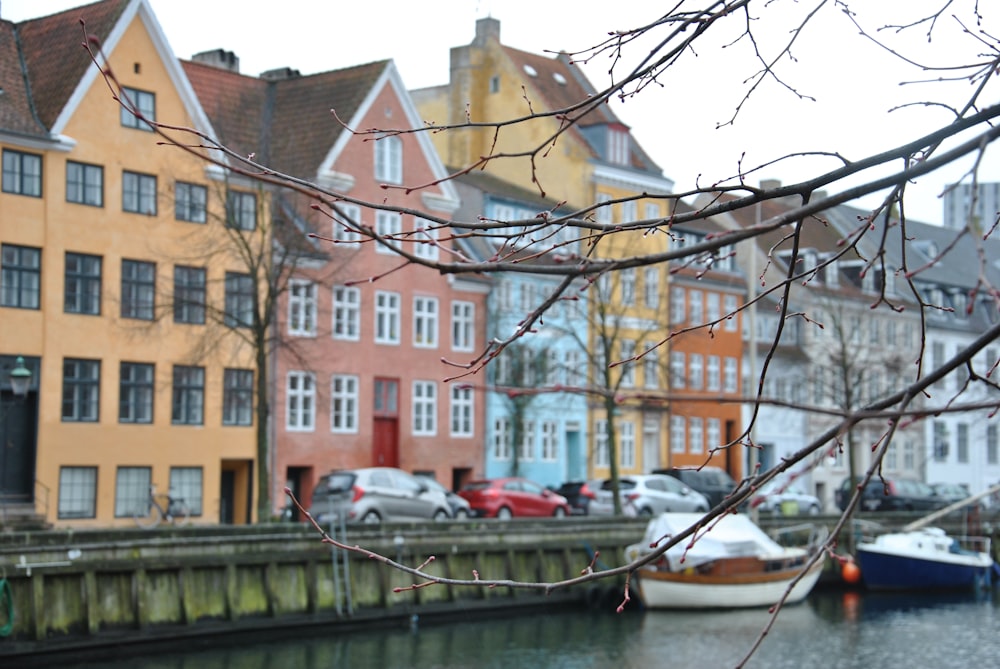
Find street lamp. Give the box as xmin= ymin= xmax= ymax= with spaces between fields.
xmin=9 ymin=356 xmax=31 ymax=397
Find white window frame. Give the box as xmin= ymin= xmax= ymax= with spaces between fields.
xmin=412 ymin=380 xmax=437 ymax=436
xmin=541 ymin=421 xmax=558 ymax=461
xmin=413 ymin=296 xmax=439 ymax=348
xmin=375 ymin=291 xmax=400 ymax=344
xmin=564 ymin=349 xmax=581 ymax=387
xmin=620 ymin=421 xmax=636 ymax=469
xmin=450 ymin=385 xmax=474 ymax=437
xmin=333 ymin=202 xmax=362 ymax=243
xmin=706 ymin=292 xmax=720 ymax=324
xmin=451 ymin=301 xmax=475 ymax=352
xmin=671 ymin=352 xmax=685 ymax=389
xmin=707 ymin=418 xmax=721 ymax=454
xmin=723 ymin=294 xmax=739 ymax=331
xmin=689 ymin=290 xmax=703 ymax=325
xmin=493 ymin=417 xmax=511 ymax=460
xmin=689 ymin=353 xmax=704 ymax=390
xmin=620 ymin=339 xmax=636 ymax=388
xmin=412 ymin=217 xmax=439 ymax=260
xmin=288 ymin=279 xmax=317 ymax=337
xmin=644 ymin=267 xmax=659 ymax=309
xmin=519 ymin=420 xmax=536 ymax=461
xmin=689 ymin=417 xmax=704 ymax=454
xmin=643 ymin=349 xmax=659 ymax=389
xmin=670 ymin=415 xmax=686 ymax=454
xmin=707 ymin=355 xmax=721 ymax=391
xmin=595 ymin=419 xmax=609 ymax=467
xmin=375 ymin=211 xmax=402 ymax=254
xmin=374 ymin=135 xmax=402 ymax=184
xmin=331 ymin=374 xmax=359 ymax=433
xmin=620 ymin=268 xmax=636 ymax=306
xmin=670 ymin=286 xmax=685 ymax=324
xmin=724 ymin=357 xmax=739 ymax=394
xmin=286 ymin=371 xmax=316 ymax=431
xmin=332 ymin=286 xmax=360 ymax=341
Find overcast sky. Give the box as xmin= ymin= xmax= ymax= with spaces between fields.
xmin=5 ymin=0 xmax=1000 ymax=226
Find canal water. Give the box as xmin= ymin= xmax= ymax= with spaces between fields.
xmin=26 ymin=588 xmax=1000 ymax=668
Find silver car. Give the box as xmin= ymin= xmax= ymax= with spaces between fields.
xmin=589 ymin=474 xmax=710 ymax=517
xmin=751 ymin=478 xmax=822 ymax=515
xmin=309 ymin=467 xmax=452 ymax=524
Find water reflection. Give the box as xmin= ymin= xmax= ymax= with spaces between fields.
xmin=27 ymin=589 xmax=1000 ymax=669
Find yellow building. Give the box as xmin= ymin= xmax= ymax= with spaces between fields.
xmin=0 ymin=0 xmax=256 ymax=527
xmin=412 ymin=18 xmax=676 ymax=477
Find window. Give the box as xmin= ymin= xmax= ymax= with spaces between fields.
xmin=331 ymin=374 xmax=358 ymax=432
xmin=223 ymin=368 xmax=254 ymax=426
xmin=643 ymin=349 xmax=659 ymax=389
xmin=620 ymin=339 xmax=636 ymax=387
xmin=564 ymin=349 xmax=582 ymax=387
xmin=174 ymin=266 xmax=206 ymax=324
xmin=707 ymin=355 xmax=721 ymax=391
xmin=120 ymin=86 xmax=155 ymax=129
xmin=286 ymin=371 xmax=315 ymax=431
xmin=122 ymin=171 xmax=157 ymax=215
xmin=1 ymin=244 xmax=41 ymax=309
xmin=413 ymin=296 xmax=439 ymax=347
xmin=172 ymin=365 xmax=204 ymax=425
xmin=62 ymin=358 xmax=100 ymax=422
xmin=288 ymin=280 xmax=317 ymax=336
xmin=595 ymin=419 xmax=609 ymax=467
xmin=620 ymin=421 xmax=636 ymax=468
xmin=988 ymin=425 xmax=999 ymax=465
xmin=621 ymin=200 xmax=637 ymax=225
xmin=170 ymin=467 xmax=203 ymax=516
xmin=689 ymin=417 xmax=704 ymax=454
xmin=121 ymin=259 xmax=155 ymax=320
xmin=933 ymin=421 xmax=949 ymax=462
xmin=541 ymin=421 xmax=558 ymax=461
xmin=724 ymin=357 xmax=738 ymax=393
xmin=607 ymin=128 xmax=629 ymax=165
xmin=723 ymin=294 xmax=739 ymax=331
xmin=670 ymin=352 xmax=685 ymax=389
xmin=175 ymin=181 xmax=207 ymax=223
xmin=332 ymin=286 xmax=360 ymax=340
xmin=119 ymin=362 xmax=154 ymax=424
xmin=2 ymin=149 xmax=41 ymax=196
xmin=332 ymin=203 xmax=362 ymax=243
xmin=620 ymin=268 xmax=636 ymax=306
xmin=957 ymin=423 xmax=969 ymax=464
xmin=66 ymin=161 xmax=103 ymax=206
xmin=670 ymin=287 xmax=685 ymax=324
xmin=226 ymin=190 xmax=257 ymax=230
xmin=374 ymin=135 xmax=402 ymax=184
xmin=493 ymin=417 xmax=512 ymax=460
xmin=689 ymin=290 xmax=703 ymax=325
xmin=115 ymin=466 xmax=151 ymax=517
xmin=519 ymin=420 xmax=535 ymax=461
xmin=58 ymin=467 xmax=97 ymax=519
xmin=225 ymin=272 xmax=254 ymax=328
xmin=64 ymin=252 xmax=102 ymax=315
xmin=707 ymin=418 xmax=721 ymax=453
xmin=689 ymin=353 xmax=704 ymax=390
xmin=644 ymin=267 xmax=659 ymax=309
xmin=412 ymin=381 xmax=437 ymax=435
xmin=450 ymin=385 xmax=473 ymax=437
xmin=375 ymin=211 xmax=401 ymax=254
xmin=375 ymin=291 xmax=400 ymax=344
xmin=413 ymin=218 xmax=439 ymax=260
xmin=451 ymin=301 xmax=475 ymax=352
xmin=706 ymin=292 xmax=720 ymax=324
xmin=595 ymin=193 xmax=612 ymax=224
xmin=546 ymin=349 xmax=561 ymax=386
xmin=670 ymin=415 xmax=686 ymax=454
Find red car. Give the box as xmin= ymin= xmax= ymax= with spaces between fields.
xmin=458 ymin=477 xmax=571 ymax=519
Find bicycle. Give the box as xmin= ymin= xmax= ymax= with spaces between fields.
xmin=134 ymin=485 xmax=190 ymax=528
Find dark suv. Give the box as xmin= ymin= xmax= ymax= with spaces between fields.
xmin=653 ymin=466 xmax=738 ymax=508
xmin=835 ymin=476 xmax=945 ymax=512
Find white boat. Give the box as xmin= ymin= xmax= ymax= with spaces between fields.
xmin=855 ymin=527 xmax=995 ymax=591
xmin=624 ymin=512 xmax=826 ymax=609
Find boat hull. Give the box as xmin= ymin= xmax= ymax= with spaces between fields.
xmin=634 ymin=558 xmax=824 ymax=609
xmin=856 ymin=547 xmax=993 ymax=591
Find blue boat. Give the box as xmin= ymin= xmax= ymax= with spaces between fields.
xmin=855 ymin=527 xmax=995 ymax=591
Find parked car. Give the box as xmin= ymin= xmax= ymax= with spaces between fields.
xmin=309 ymin=467 xmax=452 ymax=524
xmin=835 ymin=476 xmax=946 ymax=512
xmin=458 ymin=477 xmax=571 ymax=519
xmin=553 ymin=480 xmax=600 ymax=515
xmin=416 ymin=475 xmax=472 ymax=519
xmin=653 ymin=466 xmax=739 ymax=508
xmin=930 ymin=482 xmax=972 ymax=505
xmin=750 ymin=478 xmax=822 ymax=515
xmin=589 ymin=474 xmax=710 ymax=517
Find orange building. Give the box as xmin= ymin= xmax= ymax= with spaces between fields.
xmin=0 ymin=0 xmax=256 ymax=526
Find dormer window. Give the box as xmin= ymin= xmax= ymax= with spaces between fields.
xmin=608 ymin=128 xmax=629 ymax=165
xmin=374 ymin=135 xmax=402 ymax=184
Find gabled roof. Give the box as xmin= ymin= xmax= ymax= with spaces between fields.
xmin=183 ymin=59 xmax=390 ymax=179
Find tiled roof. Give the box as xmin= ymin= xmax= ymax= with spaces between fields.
xmin=14 ymin=0 xmax=129 ymax=131
xmin=183 ymin=59 xmax=389 ymax=180
xmin=0 ymin=20 xmax=42 ymax=135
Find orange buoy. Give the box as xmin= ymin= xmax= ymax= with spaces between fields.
xmin=841 ymin=560 xmax=862 ymax=585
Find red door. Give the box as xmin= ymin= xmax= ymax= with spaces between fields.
xmin=372 ymin=378 xmax=399 ymax=467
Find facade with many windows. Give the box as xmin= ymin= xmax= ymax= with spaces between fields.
xmin=0 ymin=0 xmax=257 ymax=526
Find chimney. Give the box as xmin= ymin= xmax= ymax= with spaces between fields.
xmin=260 ymin=67 xmax=302 ymax=81
xmin=191 ymin=49 xmax=240 ymax=73
xmin=474 ymin=17 xmax=500 ymax=46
